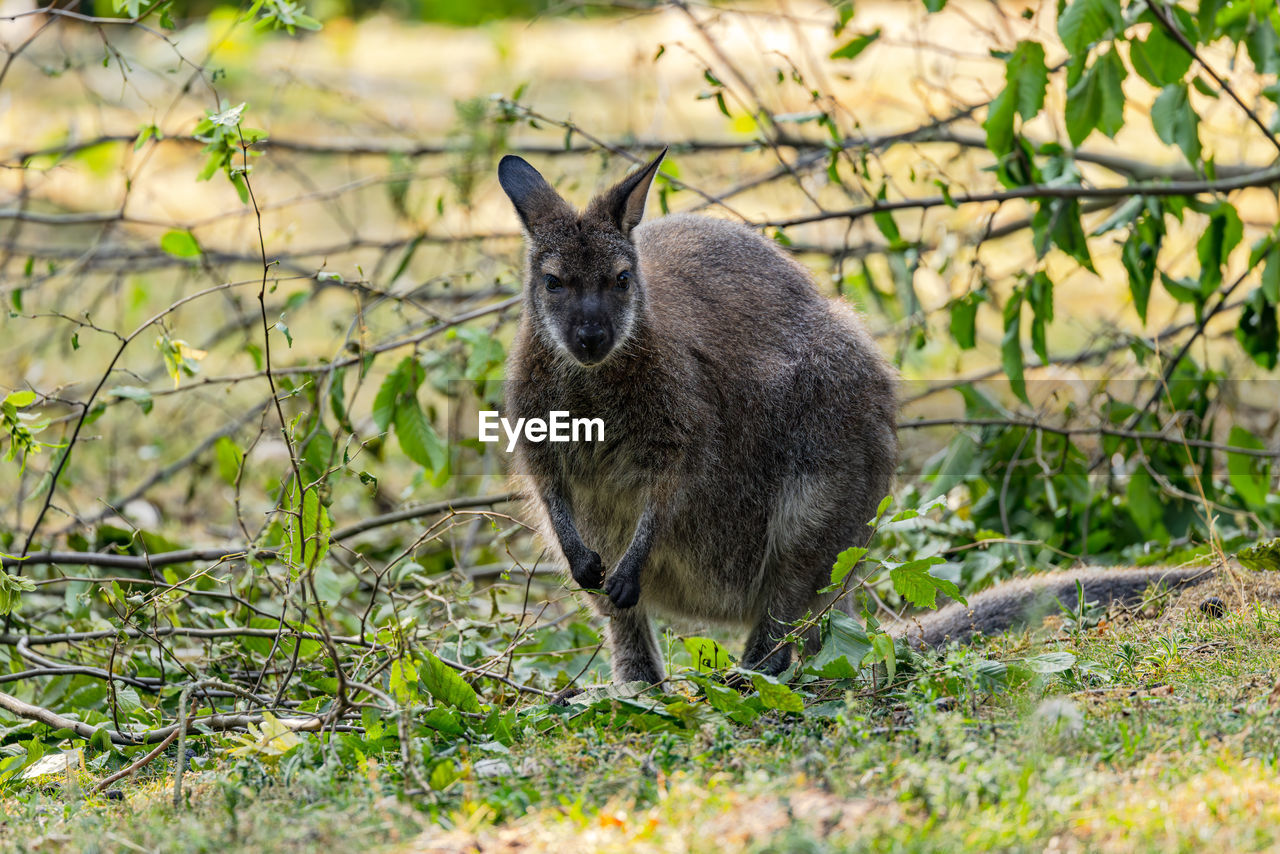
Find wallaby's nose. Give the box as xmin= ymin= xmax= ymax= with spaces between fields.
xmin=575 ymin=324 xmax=608 ymax=356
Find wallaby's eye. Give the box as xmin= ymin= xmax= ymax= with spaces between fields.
xmin=544 ymin=273 xmax=563 ymax=292
xmin=615 ymin=270 xmax=631 ymax=290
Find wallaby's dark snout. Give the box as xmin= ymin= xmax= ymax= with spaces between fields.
xmin=573 ymin=323 xmax=611 ymax=363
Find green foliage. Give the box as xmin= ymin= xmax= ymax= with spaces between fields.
xmin=1064 ymin=47 xmax=1126 ymax=146
xmin=1238 ymin=538 xmax=1280 ymax=572
xmin=984 ymin=40 xmax=1048 ymax=156
xmin=285 ymin=484 xmax=331 ymax=578
xmin=192 ymin=103 xmax=267 ymax=203
xmin=830 ymin=28 xmax=881 ymax=61
xmin=373 ymin=356 xmax=448 ymax=476
xmin=1150 ymin=83 xmax=1202 ymax=163
xmin=159 ymin=229 xmax=201 ymax=258
xmin=1 ymin=390 xmax=59 ymax=471
xmin=1056 ymin=0 xmax=1122 ymax=57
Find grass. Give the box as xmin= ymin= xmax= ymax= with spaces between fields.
xmin=6 ymin=567 xmax=1280 ymax=854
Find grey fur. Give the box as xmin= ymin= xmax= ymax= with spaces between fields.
xmin=499 ymin=150 xmax=897 ymax=682
xmin=892 ymin=565 xmax=1211 ymax=650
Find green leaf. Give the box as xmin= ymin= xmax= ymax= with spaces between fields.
xmin=870 ymin=494 xmax=894 ymax=527
xmin=394 ymin=395 xmax=448 ymax=474
xmin=1002 ymin=288 xmax=1028 ymax=404
xmin=807 ymin=610 xmax=873 ymax=679
xmin=1122 ymin=215 xmax=1162 ymax=322
xmin=1151 ymin=84 xmax=1202 ymax=164
xmin=698 ymin=677 xmax=759 ymax=725
xmin=1238 ymin=538 xmax=1280 ymax=573
xmin=275 ymin=317 xmax=292 ymax=348
xmin=1227 ymin=425 xmax=1272 ymax=510
xmin=684 ymin=637 xmax=733 ymax=673
xmin=1065 ymin=48 xmax=1126 ymax=146
xmin=830 ymin=546 xmax=869 ymax=586
xmin=866 ymin=631 xmax=896 ymax=685
xmin=922 ymin=0 xmax=947 ymax=11
xmin=389 ymin=657 xmax=419 ymax=705
xmin=372 ymin=365 xmax=405 ymax=433
xmin=1021 ymin=651 xmax=1076 ymax=673
xmin=1126 ymin=467 xmax=1163 ymax=532
xmin=422 ymin=707 xmax=466 ymax=737
xmin=114 ymin=686 xmax=142 ymax=715
xmin=1246 ymin=16 xmax=1279 ymax=75
xmin=107 ymin=385 xmax=153 ymax=414
xmin=1007 ymin=41 xmax=1049 ymax=121
xmin=0 ymin=572 xmax=35 ymax=616
xmin=983 ymin=88 xmax=1018 ymax=159
xmin=751 ymin=673 xmax=804 ymax=713
xmin=4 ymin=390 xmax=36 ymax=408
xmin=949 ymin=291 xmax=983 ymax=350
xmin=1028 ymin=271 xmax=1054 ymax=364
xmin=1262 ymin=244 xmax=1280 ymax=305
xmin=1160 ymin=273 xmax=1205 ymax=306
xmin=418 ymin=650 xmax=482 ymax=712
xmin=287 ymin=486 xmax=331 ymax=576
xmin=159 ymin=230 xmax=201 ymax=258
xmin=133 ymin=123 xmax=159 ymax=150
xmin=872 ymin=186 xmax=904 ymax=249
xmin=1130 ymin=25 xmax=1193 ymax=87
xmin=1236 ymin=287 xmax=1280 ymax=370
xmin=457 ymin=327 xmax=506 ymax=381
xmin=830 ymin=28 xmax=881 ymax=60
xmin=1033 ymin=194 xmax=1095 ymax=272
xmin=1057 ymin=0 xmax=1123 ymax=58
xmin=888 ymin=555 xmax=955 ymax=609
xmin=1196 ymin=202 xmax=1244 ymax=295
xmin=984 ymin=41 xmax=1048 ymax=156
xmin=214 ymin=436 xmax=243 ymax=485
xmin=428 ymin=759 xmax=460 ymax=791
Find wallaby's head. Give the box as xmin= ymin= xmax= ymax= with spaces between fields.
xmin=498 ymin=149 xmax=666 ymax=367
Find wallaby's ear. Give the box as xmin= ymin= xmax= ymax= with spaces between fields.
xmin=498 ymin=155 xmax=570 ymax=229
xmin=592 ymin=148 xmax=667 ymax=238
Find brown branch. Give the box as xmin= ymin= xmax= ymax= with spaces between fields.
xmin=901 ymin=417 xmax=1280 ymax=459
xmin=0 ymin=689 xmax=331 ymax=746
xmin=4 ymin=491 xmax=515 ymax=570
xmin=761 ymin=167 xmax=1280 ymax=228
xmin=89 ymin=728 xmax=179 ymax=794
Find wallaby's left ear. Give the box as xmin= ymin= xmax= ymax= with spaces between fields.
xmin=592 ymin=148 xmax=667 ymax=238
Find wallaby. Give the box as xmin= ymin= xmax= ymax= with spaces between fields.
xmin=496 ymin=149 xmax=1210 ymax=685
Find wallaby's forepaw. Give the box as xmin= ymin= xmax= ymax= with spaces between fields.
xmin=603 ymin=570 xmax=641 ymax=609
xmin=570 ymin=550 xmax=605 ymax=590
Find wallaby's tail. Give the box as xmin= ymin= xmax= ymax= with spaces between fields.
xmin=890 ymin=566 xmax=1213 ymax=651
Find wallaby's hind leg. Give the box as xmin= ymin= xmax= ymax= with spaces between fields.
xmin=741 ymin=583 xmax=820 ymax=676
xmin=607 ymin=606 xmax=665 ymax=684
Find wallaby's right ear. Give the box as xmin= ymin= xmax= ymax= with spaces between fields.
xmin=498 ymin=156 xmax=570 ymax=229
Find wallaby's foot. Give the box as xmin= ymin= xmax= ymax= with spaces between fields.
xmin=614 ymin=659 xmax=664 ymax=685
xmin=608 ymin=606 xmax=664 ymax=684
xmin=603 ymin=568 xmax=641 ymax=609
xmin=742 ymin=594 xmax=807 ymax=678
xmin=569 ymin=550 xmax=605 ymax=590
